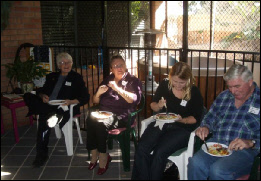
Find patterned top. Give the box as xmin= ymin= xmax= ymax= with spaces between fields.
xmin=201 ymin=82 xmax=260 ymax=152
xmin=98 ymin=72 xmax=142 ymax=124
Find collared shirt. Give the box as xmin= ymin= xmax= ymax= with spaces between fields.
xmin=201 ymin=82 xmax=260 ymax=151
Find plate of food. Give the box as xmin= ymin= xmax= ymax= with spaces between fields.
xmin=154 ymin=113 xmax=179 ymax=123
xmin=48 ymin=100 xmax=66 ymax=105
xmin=202 ymin=142 xmax=232 ymax=157
xmin=91 ymin=111 xmax=113 ymax=120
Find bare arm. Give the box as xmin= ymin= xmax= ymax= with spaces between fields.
xmin=175 ymin=115 xmax=197 ymax=124
xmin=150 ymin=97 xmax=166 ymax=112
xmin=93 ymin=85 xmax=109 ymax=104
xmin=108 ymin=81 xmax=135 ymax=103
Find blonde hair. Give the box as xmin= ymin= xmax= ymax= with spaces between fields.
xmin=168 ymin=62 xmax=195 ymax=101
xmin=56 ymin=52 xmax=73 ymax=67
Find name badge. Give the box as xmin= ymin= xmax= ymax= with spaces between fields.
xmin=248 ymin=106 xmax=260 ymax=115
xmin=180 ymin=100 xmax=187 ymax=107
xmin=65 ymin=81 xmax=71 ymax=86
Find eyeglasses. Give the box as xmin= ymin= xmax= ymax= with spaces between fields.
xmin=112 ymin=64 xmax=124 ymax=69
xmin=59 ymin=61 xmax=73 ymax=65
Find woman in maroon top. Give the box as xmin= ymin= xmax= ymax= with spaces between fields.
xmin=86 ymin=55 xmax=142 ymax=175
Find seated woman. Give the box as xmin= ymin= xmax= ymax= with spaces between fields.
xmin=23 ymin=52 xmax=89 ymax=167
xmin=86 ymin=55 xmax=142 ymax=175
xmin=131 ymin=62 xmax=204 ymax=180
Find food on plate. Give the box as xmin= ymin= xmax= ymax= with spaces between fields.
xmin=50 ymin=100 xmax=65 ymax=104
xmin=155 ymin=113 xmax=178 ymax=120
xmin=208 ymin=143 xmax=230 ymax=156
xmin=91 ymin=111 xmax=113 ymax=119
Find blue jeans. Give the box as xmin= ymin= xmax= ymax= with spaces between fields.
xmin=132 ymin=122 xmax=190 ymax=180
xmin=188 ymin=138 xmax=259 ymax=180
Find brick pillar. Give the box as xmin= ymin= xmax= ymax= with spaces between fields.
xmin=1 ymin=1 xmax=43 ymax=129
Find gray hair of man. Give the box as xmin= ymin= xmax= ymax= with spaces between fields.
xmin=56 ymin=52 xmax=73 ymax=67
xmin=223 ymin=64 xmax=253 ymax=82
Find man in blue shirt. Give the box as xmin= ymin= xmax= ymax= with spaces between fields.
xmin=188 ymin=64 xmax=260 ymax=180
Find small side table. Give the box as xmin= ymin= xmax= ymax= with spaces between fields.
xmin=1 ymin=99 xmax=33 ymax=143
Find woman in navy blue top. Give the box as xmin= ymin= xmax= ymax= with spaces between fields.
xmin=86 ymin=55 xmax=142 ymax=175
xmin=23 ymin=52 xmax=89 ymax=168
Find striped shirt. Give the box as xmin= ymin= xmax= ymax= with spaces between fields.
xmin=201 ymin=82 xmax=260 ymax=152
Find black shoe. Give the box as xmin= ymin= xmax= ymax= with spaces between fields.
xmin=47 ymin=113 xmax=63 ymax=128
xmin=32 ymin=154 xmax=49 ymax=168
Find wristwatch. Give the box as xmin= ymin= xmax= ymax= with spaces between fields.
xmin=251 ymin=139 xmax=256 ymax=149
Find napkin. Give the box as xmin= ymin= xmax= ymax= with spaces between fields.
xmin=154 ymin=119 xmax=175 ymax=130
xmin=58 ymin=105 xmax=69 ymax=111
xmin=154 ymin=121 xmax=165 ymax=130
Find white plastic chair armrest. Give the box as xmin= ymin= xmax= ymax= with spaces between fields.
xmin=140 ymin=116 xmax=155 ymax=136
xmin=186 ymin=129 xmax=196 ymax=158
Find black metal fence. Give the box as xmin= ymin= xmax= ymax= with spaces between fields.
xmin=28 ymin=45 xmax=260 ymax=132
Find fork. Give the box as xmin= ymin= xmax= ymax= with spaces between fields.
xmin=161 ymin=97 xmax=168 ymax=115
xmin=203 ymin=140 xmax=209 ymax=151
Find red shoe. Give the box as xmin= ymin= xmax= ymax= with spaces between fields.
xmin=88 ymin=160 xmax=98 ymax=170
xmin=97 ymin=154 xmax=112 ymax=175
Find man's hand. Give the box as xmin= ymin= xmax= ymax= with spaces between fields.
xmin=196 ymin=126 xmax=209 ymax=140
xmin=228 ymin=138 xmax=254 ymax=151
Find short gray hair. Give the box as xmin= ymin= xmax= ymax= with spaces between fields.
xmin=223 ymin=64 xmax=253 ymax=82
xmin=56 ymin=52 xmax=73 ymax=66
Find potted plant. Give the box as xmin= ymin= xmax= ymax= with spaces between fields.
xmin=2 ymin=55 xmax=48 ymax=93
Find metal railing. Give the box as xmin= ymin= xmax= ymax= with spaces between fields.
xmin=26 ymin=45 xmax=260 ymax=130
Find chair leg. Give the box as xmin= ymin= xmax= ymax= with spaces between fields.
xmin=131 ymin=129 xmax=137 ymax=149
xmin=168 ymin=153 xmax=186 ymax=180
xmin=108 ymin=138 xmax=113 ymax=150
xmin=54 ymin=125 xmax=62 ymax=139
xmin=88 ymin=149 xmax=91 ymax=160
xmin=61 ymin=119 xmax=73 ymax=156
xmin=73 ymin=117 xmax=83 ymax=144
xmin=118 ymin=132 xmax=131 ymax=172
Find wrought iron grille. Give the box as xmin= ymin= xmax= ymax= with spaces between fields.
xmin=40 ymin=1 xmax=75 ymax=45
xmin=187 ymin=1 xmax=260 ymax=52
xmin=77 ymin=1 xmax=103 ymax=46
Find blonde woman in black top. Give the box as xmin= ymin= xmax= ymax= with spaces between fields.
xmin=132 ymin=62 xmax=204 ymax=180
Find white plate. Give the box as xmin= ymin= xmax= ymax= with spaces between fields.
xmin=91 ymin=111 xmax=113 ymax=120
xmin=202 ymin=142 xmax=232 ymax=157
xmin=154 ymin=113 xmax=179 ymax=123
xmin=48 ymin=100 xmax=66 ymax=105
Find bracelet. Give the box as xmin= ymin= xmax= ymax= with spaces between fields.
xmin=184 ymin=119 xmax=187 ymax=124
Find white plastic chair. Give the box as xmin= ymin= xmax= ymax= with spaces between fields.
xmin=140 ymin=107 xmax=207 ymax=180
xmin=140 ymin=116 xmax=197 ymax=180
xmin=37 ymin=104 xmax=83 ymax=156
xmin=54 ymin=104 xmax=83 ymax=156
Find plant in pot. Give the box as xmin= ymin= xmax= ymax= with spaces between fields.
xmin=2 ymin=56 xmax=48 ymax=93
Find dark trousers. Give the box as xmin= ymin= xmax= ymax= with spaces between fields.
xmin=86 ymin=108 xmax=126 ymax=153
xmin=23 ymin=93 xmax=70 ymax=156
xmin=131 ymin=122 xmax=190 ymax=180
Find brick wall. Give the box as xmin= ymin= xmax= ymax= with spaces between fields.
xmin=1 ymin=1 xmax=42 ymax=129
